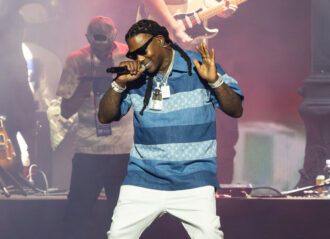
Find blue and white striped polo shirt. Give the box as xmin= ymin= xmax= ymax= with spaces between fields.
xmin=119 ymin=48 xmax=243 ymax=190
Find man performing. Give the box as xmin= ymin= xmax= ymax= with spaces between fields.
xmin=139 ymin=0 xmax=242 ymax=183
xmin=99 ymin=19 xmax=243 ymax=238
xmin=56 ymin=16 xmax=133 ymax=239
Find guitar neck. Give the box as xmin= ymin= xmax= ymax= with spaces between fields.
xmin=198 ymin=0 xmax=247 ymax=21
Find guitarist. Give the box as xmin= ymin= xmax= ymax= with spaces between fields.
xmin=138 ymin=0 xmax=238 ymax=49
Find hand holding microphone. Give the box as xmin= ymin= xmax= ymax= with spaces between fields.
xmin=107 ymin=61 xmax=145 ymax=87
xmin=107 ymin=66 xmax=130 ymax=74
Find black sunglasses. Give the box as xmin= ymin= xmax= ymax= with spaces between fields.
xmin=126 ymin=36 xmax=154 ymax=60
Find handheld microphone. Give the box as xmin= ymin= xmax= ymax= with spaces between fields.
xmin=106 ymin=64 xmax=146 ymax=74
xmin=106 ymin=66 xmax=130 ymax=74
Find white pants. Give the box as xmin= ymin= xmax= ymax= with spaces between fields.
xmin=107 ymin=185 xmax=224 ymax=239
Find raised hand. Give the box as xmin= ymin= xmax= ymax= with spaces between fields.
xmin=192 ymin=42 xmax=218 ymax=83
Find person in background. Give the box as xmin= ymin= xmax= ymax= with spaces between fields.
xmin=56 ymin=16 xmax=133 ymax=239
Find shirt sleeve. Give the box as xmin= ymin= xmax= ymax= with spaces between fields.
xmin=210 ymin=63 xmax=244 ymax=109
xmin=118 ymin=90 xmax=132 ymax=119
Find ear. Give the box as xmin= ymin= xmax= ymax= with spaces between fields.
xmin=156 ymin=35 xmax=165 ymax=46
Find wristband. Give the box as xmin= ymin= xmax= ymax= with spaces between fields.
xmin=208 ymin=73 xmax=224 ymax=89
xmin=111 ymin=81 xmax=126 ymax=93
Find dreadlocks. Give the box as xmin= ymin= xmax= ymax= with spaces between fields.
xmin=125 ymin=19 xmax=192 ymax=115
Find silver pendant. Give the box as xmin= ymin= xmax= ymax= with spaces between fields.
xmin=161 ymin=85 xmax=171 ymax=99
xmin=149 ymin=85 xmax=163 ymax=111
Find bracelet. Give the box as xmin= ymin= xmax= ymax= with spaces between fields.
xmin=111 ymin=81 xmax=127 ymax=93
xmin=208 ymin=73 xmax=224 ymax=89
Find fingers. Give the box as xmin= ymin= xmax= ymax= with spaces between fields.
xmin=136 ymin=65 xmax=146 ymax=77
xmin=127 ymin=61 xmax=140 ymax=75
xmin=117 ymin=60 xmax=145 ymax=82
xmin=202 ymin=42 xmax=211 ymax=59
xmin=196 ymin=42 xmax=207 ymax=57
xmin=196 ymin=42 xmax=213 ymax=63
xmin=193 ymin=45 xmax=217 ymax=81
xmin=192 ymin=59 xmax=201 ymax=71
xmin=119 ymin=61 xmax=142 ymax=75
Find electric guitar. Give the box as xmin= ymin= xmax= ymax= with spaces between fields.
xmin=148 ymin=0 xmax=247 ymax=44
xmin=0 ymin=116 xmax=16 ymax=169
